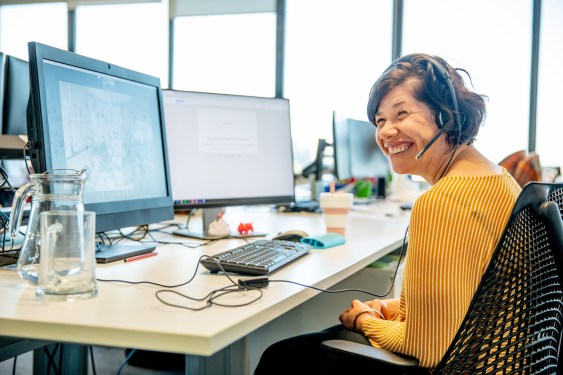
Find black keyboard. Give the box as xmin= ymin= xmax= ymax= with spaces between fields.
xmin=200 ymin=239 xmax=312 ymax=276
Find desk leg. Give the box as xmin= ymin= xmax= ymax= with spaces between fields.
xmin=33 ymin=343 xmax=88 ymax=375
xmin=185 ymin=339 xmax=246 ymax=375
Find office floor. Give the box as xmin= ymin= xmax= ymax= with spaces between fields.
xmin=0 ymin=346 xmax=185 ymax=374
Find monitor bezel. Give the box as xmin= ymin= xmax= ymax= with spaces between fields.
xmin=162 ymin=89 xmax=296 ymax=212
xmin=0 ymin=52 xmax=6 ymax=132
xmin=27 ymin=41 xmax=174 ymax=233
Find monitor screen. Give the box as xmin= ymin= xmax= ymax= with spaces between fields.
xmin=332 ymin=111 xmax=390 ymax=181
xmin=0 ymin=53 xmax=30 ymax=190
xmin=162 ymin=89 xmax=295 ymax=238
xmin=2 ymin=54 xmax=29 ymax=136
xmin=27 ymin=41 xmax=173 ymax=262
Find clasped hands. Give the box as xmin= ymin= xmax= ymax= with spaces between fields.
xmin=339 ymin=299 xmax=394 ymax=332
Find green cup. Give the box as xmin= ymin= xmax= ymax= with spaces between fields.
xmin=355 ymin=180 xmax=373 ymax=198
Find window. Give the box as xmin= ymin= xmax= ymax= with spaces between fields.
xmin=536 ymin=0 xmax=563 ymax=171
xmin=402 ymin=0 xmax=532 ymax=165
xmin=75 ymin=0 xmax=169 ymax=87
xmin=172 ymin=12 xmax=276 ymax=97
xmin=284 ymin=0 xmax=393 ymax=172
xmin=0 ymin=2 xmax=67 ymax=60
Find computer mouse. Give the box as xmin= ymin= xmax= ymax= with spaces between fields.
xmin=272 ymin=230 xmax=309 ymax=242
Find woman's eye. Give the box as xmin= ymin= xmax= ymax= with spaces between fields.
xmin=375 ymin=118 xmax=385 ymax=127
xmin=397 ymin=110 xmax=408 ymax=118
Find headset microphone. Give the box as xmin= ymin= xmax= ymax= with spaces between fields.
xmin=415 ymin=125 xmax=448 ymax=160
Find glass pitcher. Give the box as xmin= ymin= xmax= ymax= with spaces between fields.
xmin=9 ymin=169 xmax=86 ymax=284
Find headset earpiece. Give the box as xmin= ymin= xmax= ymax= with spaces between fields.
xmin=435 ymin=111 xmax=448 ymax=128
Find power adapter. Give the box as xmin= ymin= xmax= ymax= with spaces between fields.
xmin=238 ymin=276 xmax=269 ymax=289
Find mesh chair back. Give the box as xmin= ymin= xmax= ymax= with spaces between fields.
xmin=436 ymin=183 xmax=563 ymax=374
xmin=547 ymin=185 xmax=563 ymax=218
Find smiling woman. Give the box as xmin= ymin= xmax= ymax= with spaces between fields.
xmin=367 ymin=54 xmax=489 ymax=184
xmin=254 ymin=53 xmax=522 ymax=374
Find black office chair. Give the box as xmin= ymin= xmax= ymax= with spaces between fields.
xmin=322 ymin=182 xmax=563 ymax=374
xmin=548 ymin=183 xmax=563 ymax=218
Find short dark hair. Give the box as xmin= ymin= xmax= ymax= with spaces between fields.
xmin=367 ymin=53 xmax=487 ymax=146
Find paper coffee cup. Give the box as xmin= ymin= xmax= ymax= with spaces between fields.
xmin=319 ymin=192 xmax=354 ymax=236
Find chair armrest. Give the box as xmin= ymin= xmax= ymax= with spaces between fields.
xmin=321 ymin=339 xmax=419 ymax=367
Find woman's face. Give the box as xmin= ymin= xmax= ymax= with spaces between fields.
xmin=373 ymin=81 xmax=447 ymax=181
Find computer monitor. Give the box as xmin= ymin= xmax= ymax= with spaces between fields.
xmin=2 ymin=54 xmax=29 ymax=136
xmin=0 ymin=52 xmax=30 ymax=200
xmin=0 ymin=52 xmax=5 ymax=126
xmin=0 ymin=53 xmax=29 ymax=161
xmin=162 ymin=89 xmax=295 ymax=239
xmin=26 ymin=41 xmax=174 ymax=262
xmin=332 ymin=111 xmax=390 ymax=181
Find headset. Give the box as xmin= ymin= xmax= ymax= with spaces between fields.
xmin=404 ymin=54 xmax=463 ymax=160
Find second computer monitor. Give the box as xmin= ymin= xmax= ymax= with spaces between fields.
xmin=2 ymin=54 xmax=29 ymax=136
xmin=332 ymin=111 xmax=390 ymax=181
xmin=0 ymin=53 xmax=30 ymax=187
xmin=162 ymin=89 xmax=295 ymax=238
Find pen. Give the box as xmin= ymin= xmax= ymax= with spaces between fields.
xmin=124 ymin=252 xmax=158 ymax=263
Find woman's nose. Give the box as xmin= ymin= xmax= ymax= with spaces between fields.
xmin=377 ymin=122 xmax=398 ymax=140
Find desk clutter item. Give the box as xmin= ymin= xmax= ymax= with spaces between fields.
xmin=8 ymin=169 xmax=87 ymax=285
xmin=319 ymin=191 xmax=354 ymax=236
xmin=200 ymin=240 xmax=312 ymax=276
xmin=300 ymin=233 xmax=345 ymax=249
xmin=207 ymin=211 xmax=231 ymax=237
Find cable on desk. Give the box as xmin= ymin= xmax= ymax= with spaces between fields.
xmin=269 ymin=225 xmax=409 ymax=299
xmin=97 ymin=226 xmax=408 ymax=309
xmin=96 ymin=222 xmax=244 ymax=250
xmin=117 ymin=225 xmax=149 ymax=242
xmin=97 ymin=255 xmax=264 ymax=310
xmin=96 ymin=225 xmax=149 ymax=245
xmin=0 ymin=209 xmax=12 ymax=253
xmin=0 ymin=164 xmax=16 ymax=193
xmin=96 ymin=225 xmax=152 ymax=248
xmin=155 ymin=283 xmax=263 ymax=311
xmin=0 ymin=205 xmax=23 ymax=264
xmin=23 ymin=143 xmax=33 ymax=176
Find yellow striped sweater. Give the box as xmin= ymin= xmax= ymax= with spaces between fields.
xmin=362 ymin=169 xmax=521 ymax=369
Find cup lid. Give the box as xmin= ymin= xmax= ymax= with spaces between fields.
xmin=319 ymin=192 xmax=354 ymax=206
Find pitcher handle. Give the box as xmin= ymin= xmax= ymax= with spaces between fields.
xmin=8 ymin=182 xmax=34 ymax=238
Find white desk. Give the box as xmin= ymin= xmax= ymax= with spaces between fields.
xmin=0 ymin=201 xmax=410 ymax=374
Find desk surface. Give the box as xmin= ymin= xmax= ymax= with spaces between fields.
xmin=0 ymin=201 xmax=410 ymax=357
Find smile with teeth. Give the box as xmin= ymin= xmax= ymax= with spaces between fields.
xmin=388 ymin=143 xmax=412 ymax=155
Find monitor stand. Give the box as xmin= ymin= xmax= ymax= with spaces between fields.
xmin=276 ymin=200 xmax=320 ymax=213
xmin=173 ymin=207 xmax=267 ymax=240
